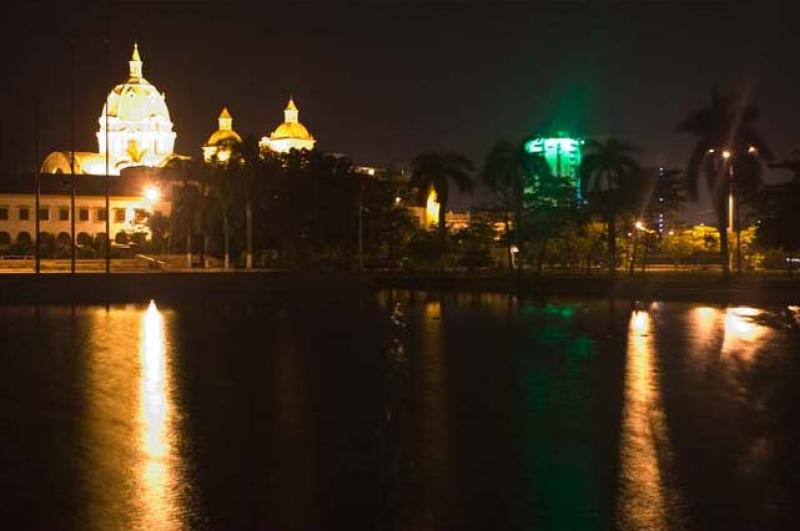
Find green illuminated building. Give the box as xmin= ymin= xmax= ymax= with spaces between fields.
xmin=524 ymin=132 xmax=584 ymax=199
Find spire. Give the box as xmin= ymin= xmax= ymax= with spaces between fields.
xmin=284 ymin=97 xmax=299 ymax=123
xmin=218 ymin=107 xmax=233 ymax=131
xmin=129 ymin=42 xmax=143 ymax=79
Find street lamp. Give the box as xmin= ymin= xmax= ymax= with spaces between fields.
xmin=713 ymin=145 xmax=759 ymax=274
xmin=144 ymin=186 xmax=161 ymax=203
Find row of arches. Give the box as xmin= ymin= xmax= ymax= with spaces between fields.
xmin=0 ymin=231 xmax=135 ymax=248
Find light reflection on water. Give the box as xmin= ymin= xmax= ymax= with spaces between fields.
xmin=138 ymin=301 xmax=182 ymax=529
xmin=617 ymin=309 xmax=679 ymax=530
xmin=1 ymin=295 xmax=798 ymax=529
xmin=82 ymin=301 xmax=187 ymax=530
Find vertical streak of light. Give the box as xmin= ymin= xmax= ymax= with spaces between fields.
xmin=138 ymin=300 xmax=179 ymax=529
xmin=617 ymin=310 xmax=674 ymax=530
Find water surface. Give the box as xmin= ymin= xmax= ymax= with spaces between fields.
xmin=1 ymin=293 xmax=799 ymax=530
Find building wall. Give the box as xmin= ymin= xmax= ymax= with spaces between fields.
xmin=0 ymin=193 xmax=170 ymax=245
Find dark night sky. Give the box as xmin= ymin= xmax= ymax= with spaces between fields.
xmin=2 ymin=1 xmax=798 ymax=218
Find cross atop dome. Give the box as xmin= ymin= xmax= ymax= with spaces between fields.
xmin=129 ymin=42 xmax=143 ymax=79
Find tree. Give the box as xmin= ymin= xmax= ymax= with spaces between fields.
xmin=677 ymin=87 xmax=772 ymax=276
xmin=451 ymin=219 xmax=496 ymax=271
xmin=580 ymin=138 xmax=643 ymax=275
xmin=756 ymin=154 xmax=800 ymax=268
xmin=171 ymin=182 xmax=205 ymax=268
xmin=482 ymin=141 xmax=526 ymax=269
xmin=523 ymin=178 xmax=579 ymax=275
xmin=409 ymin=151 xmax=474 ymax=261
xmin=207 ymin=154 xmax=238 ymax=269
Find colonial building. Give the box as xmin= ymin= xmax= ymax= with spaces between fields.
xmin=40 ymin=44 xmax=187 ymax=176
xmin=0 ymin=42 xmax=320 ymax=253
xmin=0 ymin=170 xmax=171 ymax=251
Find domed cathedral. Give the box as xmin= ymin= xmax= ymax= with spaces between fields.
xmin=260 ymin=97 xmax=316 ymax=153
xmin=203 ymin=107 xmax=242 ymax=162
xmin=40 ymin=43 xmax=187 ymax=175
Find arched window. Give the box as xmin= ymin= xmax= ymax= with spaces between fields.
xmin=16 ymin=232 xmax=32 ymax=246
xmin=56 ymin=232 xmax=71 ymax=246
xmin=77 ymin=232 xmax=92 ymax=246
xmin=0 ymin=232 xmax=10 ymax=246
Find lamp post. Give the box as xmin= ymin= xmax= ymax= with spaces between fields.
xmin=357 ymin=183 xmax=364 ymax=272
xmin=69 ymin=35 xmax=76 ymax=274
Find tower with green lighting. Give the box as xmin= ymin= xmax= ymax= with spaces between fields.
xmin=523 ymin=131 xmax=584 ymax=199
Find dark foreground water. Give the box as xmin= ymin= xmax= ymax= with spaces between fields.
xmin=1 ymin=292 xmax=800 ymax=530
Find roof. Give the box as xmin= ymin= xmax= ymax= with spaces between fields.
xmin=0 ymin=167 xmax=189 ymax=198
xmin=206 ymin=129 xmax=242 ymax=146
xmin=270 ymin=121 xmax=314 ymax=141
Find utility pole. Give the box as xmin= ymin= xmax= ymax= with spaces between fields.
xmin=357 ymin=184 xmax=364 ymax=272
xmin=34 ymin=97 xmax=40 ymax=274
xmin=104 ymin=36 xmax=111 ymax=274
xmin=69 ymin=35 xmax=76 ymax=274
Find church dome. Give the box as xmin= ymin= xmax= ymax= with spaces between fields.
xmin=271 ymin=121 xmax=313 ymax=142
xmin=96 ymin=43 xmax=176 ymax=168
xmin=205 ymin=107 xmax=242 ymax=146
xmin=98 ymin=43 xmax=172 ymax=127
xmin=203 ymin=107 xmax=242 ymax=162
xmin=261 ymin=97 xmax=315 ymax=153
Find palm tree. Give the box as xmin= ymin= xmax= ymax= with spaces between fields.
xmin=409 ymin=151 xmax=474 ymax=259
xmin=580 ymin=138 xmax=642 ymax=275
xmin=171 ymin=182 xmax=205 ymax=268
xmin=228 ymin=137 xmax=276 ymax=269
xmin=677 ymin=88 xmax=772 ymax=276
xmin=207 ymin=151 xmax=239 ymax=269
xmin=166 ymin=157 xmax=214 ymax=268
xmin=482 ymin=141 xmax=526 ymax=269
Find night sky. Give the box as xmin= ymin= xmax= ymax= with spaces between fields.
xmin=2 ymin=2 xmax=798 ymax=217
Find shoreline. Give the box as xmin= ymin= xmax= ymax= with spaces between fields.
xmin=1 ymin=271 xmax=799 ymax=306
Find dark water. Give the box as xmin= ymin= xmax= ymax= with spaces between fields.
xmin=1 ymin=292 xmax=800 ymax=530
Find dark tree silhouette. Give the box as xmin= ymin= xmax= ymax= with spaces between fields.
xmin=409 ymin=151 xmax=474 ymax=259
xmin=580 ymin=138 xmax=642 ymax=275
xmin=677 ymin=88 xmax=772 ymax=275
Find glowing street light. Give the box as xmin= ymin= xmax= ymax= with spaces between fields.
xmin=635 ymin=220 xmax=646 ymax=231
xmin=722 ymin=150 xmax=731 ymax=160
xmin=144 ymin=186 xmax=161 ymax=203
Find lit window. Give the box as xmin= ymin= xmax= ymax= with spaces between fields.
xmin=114 ymin=208 xmax=126 ymax=223
xmin=134 ymin=209 xmax=147 ymax=223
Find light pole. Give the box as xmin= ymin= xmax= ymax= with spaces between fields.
xmin=357 ymin=184 xmax=364 ymax=272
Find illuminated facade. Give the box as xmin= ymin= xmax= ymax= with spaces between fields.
xmin=260 ymin=98 xmax=316 ymax=153
xmin=41 ymin=43 xmax=185 ymax=176
xmin=203 ymin=107 xmax=242 ymax=162
xmin=0 ymin=171 xmax=170 ymax=249
xmin=524 ymin=132 xmax=584 ymax=194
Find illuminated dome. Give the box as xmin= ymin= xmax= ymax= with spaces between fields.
xmin=95 ymin=43 xmax=177 ymax=170
xmin=203 ymin=107 xmax=242 ymax=162
xmin=260 ymin=98 xmax=316 ymax=153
